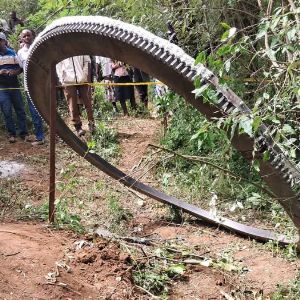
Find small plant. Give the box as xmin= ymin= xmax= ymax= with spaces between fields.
xmin=214 ymin=247 xmax=248 ymax=274
xmin=0 ymin=186 xmax=11 ymax=209
xmin=270 ymin=271 xmax=300 ymax=300
xmin=265 ymin=240 xmax=298 ymax=262
xmin=58 ymin=163 xmax=80 ymax=192
xmin=54 ymin=198 xmax=85 ymax=233
xmin=0 ymin=178 xmax=39 ymax=219
xmin=133 ymin=263 xmax=170 ymax=297
xmin=154 ymin=91 xmax=175 ymax=134
xmin=133 ymin=246 xmax=186 ymax=298
xmin=23 ymin=199 xmax=85 ymax=234
xmin=87 ymin=121 xmax=119 ymax=160
xmin=167 ymin=206 xmax=183 ymax=224
xmin=107 ymin=194 xmax=132 ymax=231
xmin=93 ymin=86 xmax=116 ymax=121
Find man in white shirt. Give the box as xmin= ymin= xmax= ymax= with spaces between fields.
xmin=56 ymin=56 xmax=95 ymax=136
xmin=18 ymin=29 xmax=45 ymax=145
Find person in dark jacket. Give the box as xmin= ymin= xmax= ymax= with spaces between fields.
xmin=133 ymin=68 xmax=150 ymax=108
xmin=111 ymin=60 xmax=136 ymax=116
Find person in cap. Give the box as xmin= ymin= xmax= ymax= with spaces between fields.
xmin=0 ymin=32 xmax=28 ymax=143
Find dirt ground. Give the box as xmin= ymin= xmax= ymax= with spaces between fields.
xmin=0 ymin=115 xmax=299 ymax=299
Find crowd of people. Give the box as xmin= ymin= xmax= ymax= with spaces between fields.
xmin=0 ymin=28 xmax=151 ymax=142
xmin=56 ymin=56 xmax=151 ymax=136
xmin=0 ymin=29 xmax=44 ymax=145
xmin=96 ymin=56 xmax=151 ymax=117
xmin=0 ymin=11 xmax=166 ymax=143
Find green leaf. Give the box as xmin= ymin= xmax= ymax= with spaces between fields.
xmin=194 ymin=76 xmax=202 ymax=89
xmin=167 ymin=264 xmax=185 ymax=275
xmin=221 ymin=30 xmax=229 ymax=42
xmin=220 ymin=22 xmax=231 ymax=30
xmin=191 ymin=126 xmax=208 ymax=140
xmin=162 ymin=173 xmax=172 ymax=187
xmin=283 ymin=138 xmax=297 ymax=146
xmin=195 ymin=51 xmax=206 ymax=65
xmin=252 ymin=116 xmax=262 ymax=132
xmin=257 ymin=28 xmax=267 ymax=39
xmin=287 ymin=60 xmax=300 ymax=73
xmin=192 ymin=83 xmax=210 ymax=97
xmin=265 ymin=48 xmax=277 ymax=61
xmin=216 ymin=44 xmax=232 ymax=56
xmin=253 ymin=160 xmax=260 ymax=172
xmin=263 ymin=151 xmax=270 ymax=161
xmin=239 ymin=116 xmax=253 ymax=137
xmin=270 ymin=117 xmax=281 ymax=124
xmin=290 ymin=148 xmax=296 ymax=158
xmin=270 ymin=16 xmax=281 ymax=30
xmin=282 ymin=124 xmax=295 ymax=135
xmin=87 ymin=140 xmax=96 ymax=149
xmin=224 ymin=59 xmax=231 ymax=72
xmin=287 ymin=28 xmax=297 ymax=42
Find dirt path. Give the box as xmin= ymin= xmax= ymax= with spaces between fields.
xmin=113 ymin=116 xmax=161 ymax=172
xmin=0 ymin=115 xmax=299 ymax=299
xmin=0 ymin=223 xmax=135 ymax=299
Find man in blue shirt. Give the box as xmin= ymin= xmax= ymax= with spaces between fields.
xmin=0 ymin=32 xmax=27 ymax=143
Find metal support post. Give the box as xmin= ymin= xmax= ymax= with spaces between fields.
xmin=49 ymin=64 xmax=57 ymax=223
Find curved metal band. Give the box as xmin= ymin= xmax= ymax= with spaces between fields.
xmin=25 ymin=16 xmax=300 ymax=245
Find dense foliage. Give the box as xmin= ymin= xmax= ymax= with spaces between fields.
xmin=0 ymin=0 xmax=298 ymax=221
xmin=0 ymin=1 xmax=299 ymax=297
xmin=1 ymin=0 xmax=298 ymax=162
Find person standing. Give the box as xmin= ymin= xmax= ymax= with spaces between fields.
xmin=0 ymin=19 xmax=10 ymax=34
xmin=56 ymin=56 xmax=95 ymax=136
xmin=133 ymin=68 xmax=150 ymax=108
xmin=18 ymin=29 xmax=45 ymax=145
xmin=95 ymin=56 xmax=118 ymax=113
xmin=111 ymin=60 xmax=136 ymax=116
xmin=8 ymin=11 xmax=24 ymax=33
xmin=0 ymin=32 xmax=27 ymax=143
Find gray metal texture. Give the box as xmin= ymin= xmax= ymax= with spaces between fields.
xmin=25 ymin=16 xmax=300 ymax=244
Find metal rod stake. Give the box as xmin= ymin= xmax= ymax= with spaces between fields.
xmin=49 ymin=64 xmax=57 ymax=223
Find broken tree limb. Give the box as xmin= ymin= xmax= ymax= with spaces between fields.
xmin=148 ymin=143 xmax=275 ymax=198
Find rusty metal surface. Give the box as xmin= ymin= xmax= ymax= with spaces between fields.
xmin=25 ymin=16 xmax=300 ymax=244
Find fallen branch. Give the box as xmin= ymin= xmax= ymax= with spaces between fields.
xmin=127 ymin=188 xmax=146 ymax=201
xmin=135 ymin=285 xmax=160 ymax=299
xmin=94 ymin=227 xmax=157 ymax=246
xmin=220 ymin=290 xmax=235 ymax=300
xmin=148 ymin=143 xmax=275 ymax=198
xmin=0 ymin=251 xmax=20 ymax=257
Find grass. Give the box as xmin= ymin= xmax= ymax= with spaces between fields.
xmin=132 ymin=244 xmax=187 ymax=299
xmin=1 ymin=91 xmax=299 ymax=298
xmin=107 ymin=193 xmax=133 ymax=233
xmin=270 ymin=272 xmax=300 ymax=300
xmin=87 ymin=121 xmax=119 ymax=160
xmin=0 ymin=178 xmax=41 ymax=220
